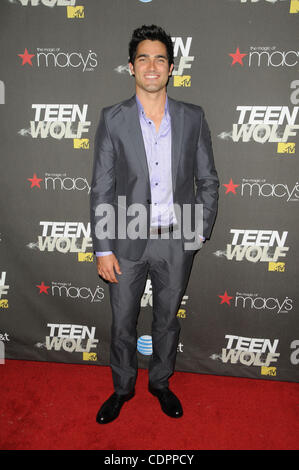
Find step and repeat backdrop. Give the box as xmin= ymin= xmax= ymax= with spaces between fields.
xmin=0 ymin=0 xmax=298 ymax=382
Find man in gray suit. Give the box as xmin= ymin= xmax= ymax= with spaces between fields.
xmin=90 ymin=25 xmax=219 ymax=424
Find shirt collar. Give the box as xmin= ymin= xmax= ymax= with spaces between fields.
xmin=136 ymin=94 xmax=170 ymax=123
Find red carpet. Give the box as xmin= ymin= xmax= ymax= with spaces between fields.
xmin=0 ymin=359 xmax=298 ymax=450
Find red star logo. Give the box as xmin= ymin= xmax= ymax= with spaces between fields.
xmin=223 ymin=178 xmax=239 ymax=195
xmin=36 ymin=281 xmax=50 ymax=294
xmin=28 ymin=173 xmax=43 ymax=188
xmin=218 ymin=290 xmax=233 ymax=306
xmin=18 ymin=48 xmax=35 ymax=66
xmin=229 ymin=47 xmax=247 ymax=66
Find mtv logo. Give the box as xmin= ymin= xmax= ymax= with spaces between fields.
xmin=268 ymin=262 xmax=285 ymax=272
xmin=173 ymin=76 xmax=191 ymax=87
xmin=73 ymin=138 xmax=89 ymax=149
xmin=78 ymin=252 xmax=93 ymax=262
xmin=83 ymin=352 xmax=97 ymax=361
xmin=290 ymin=0 xmax=299 ymax=13
xmin=261 ymin=366 xmax=277 ymax=377
xmin=67 ymin=6 xmax=85 ymax=18
xmin=277 ymin=142 xmax=295 ymax=154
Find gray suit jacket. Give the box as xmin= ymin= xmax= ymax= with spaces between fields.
xmin=90 ymin=95 xmax=219 ymax=260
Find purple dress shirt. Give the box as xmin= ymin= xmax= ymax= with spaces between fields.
xmin=136 ymin=95 xmax=176 ymax=227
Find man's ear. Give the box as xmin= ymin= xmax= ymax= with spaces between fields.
xmin=129 ymin=62 xmax=135 ymax=76
xmin=168 ymin=63 xmax=174 ymax=76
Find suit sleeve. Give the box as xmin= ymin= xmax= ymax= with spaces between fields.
xmin=90 ymin=110 xmax=116 ymax=253
xmin=194 ymin=110 xmax=219 ymax=239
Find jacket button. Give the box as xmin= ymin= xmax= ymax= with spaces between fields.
xmin=147 ymin=199 xmax=151 ymax=204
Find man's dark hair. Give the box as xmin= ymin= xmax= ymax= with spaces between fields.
xmin=129 ymin=24 xmax=174 ymax=67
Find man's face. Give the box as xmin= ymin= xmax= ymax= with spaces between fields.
xmin=129 ymin=40 xmax=173 ymax=94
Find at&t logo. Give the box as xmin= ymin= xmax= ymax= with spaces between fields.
xmin=137 ymin=335 xmax=152 ymax=355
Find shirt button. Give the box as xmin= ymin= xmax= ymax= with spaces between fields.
xmin=155 ymin=182 xmax=158 ymax=186
xmin=155 ymin=162 xmax=158 ymax=165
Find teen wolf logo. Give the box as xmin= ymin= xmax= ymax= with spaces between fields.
xmin=218 ymin=80 xmax=299 ymax=144
xmin=20 ymin=104 xmax=90 ymax=140
xmin=172 ymin=37 xmax=194 ymax=87
xmin=45 ymin=323 xmax=98 ymax=353
xmin=231 ymin=105 xmax=298 ymax=143
xmin=36 ymin=221 xmax=92 ymax=253
xmin=219 ymin=229 xmax=289 ymax=263
xmin=221 ymin=334 xmax=280 ymax=367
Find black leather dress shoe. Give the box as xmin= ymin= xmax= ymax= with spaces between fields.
xmin=149 ymin=386 xmax=183 ymax=418
xmin=96 ymin=391 xmax=135 ymax=424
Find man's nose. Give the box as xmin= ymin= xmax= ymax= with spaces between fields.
xmin=146 ymin=58 xmax=158 ymax=70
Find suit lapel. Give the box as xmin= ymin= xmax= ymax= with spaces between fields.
xmin=121 ymin=95 xmax=150 ymax=184
xmin=168 ymin=97 xmax=184 ymax=193
xmin=120 ymin=95 xmax=184 ymax=194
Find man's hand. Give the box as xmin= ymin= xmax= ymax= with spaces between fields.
xmin=96 ymin=254 xmax=122 ymax=283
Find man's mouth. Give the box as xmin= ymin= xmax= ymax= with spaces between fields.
xmin=144 ymin=74 xmax=160 ymax=79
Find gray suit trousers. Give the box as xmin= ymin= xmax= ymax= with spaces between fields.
xmin=109 ymin=235 xmax=194 ymax=394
